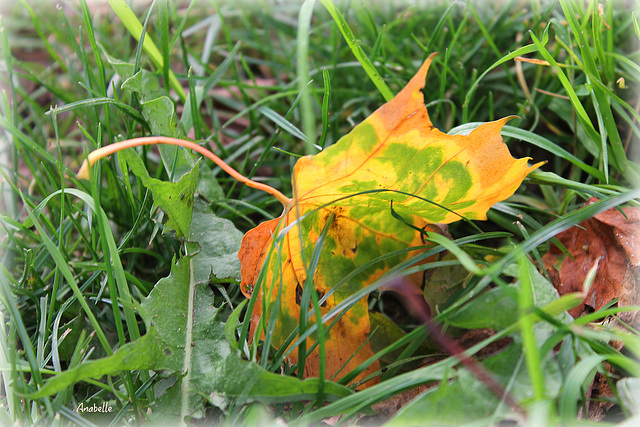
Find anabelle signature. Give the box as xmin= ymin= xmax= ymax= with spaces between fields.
xmin=76 ymin=402 xmax=113 ymax=413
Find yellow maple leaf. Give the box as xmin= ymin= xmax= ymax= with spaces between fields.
xmin=77 ymin=53 xmax=543 ymax=389
xmin=239 ymin=53 xmax=543 ymax=387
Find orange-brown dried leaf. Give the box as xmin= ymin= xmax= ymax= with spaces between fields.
xmin=239 ymin=218 xmax=279 ymax=297
xmin=542 ymin=198 xmax=640 ymax=319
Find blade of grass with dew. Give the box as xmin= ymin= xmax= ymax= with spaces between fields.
xmin=319 ymin=0 xmax=393 ymax=101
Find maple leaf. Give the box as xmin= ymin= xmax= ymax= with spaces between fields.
xmin=239 ymin=54 xmax=543 ymax=387
xmin=77 ymin=53 xmax=542 ymax=389
xmin=542 ymin=197 xmax=640 ymax=320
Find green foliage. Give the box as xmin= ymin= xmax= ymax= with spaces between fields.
xmin=24 ymin=253 xmax=350 ymax=421
xmin=120 ymin=149 xmax=199 ymax=239
xmin=1 ymin=0 xmax=639 ymax=425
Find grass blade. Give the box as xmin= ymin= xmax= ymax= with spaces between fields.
xmin=107 ymin=0 xmax=186 ymax=101
xmin=517 ymin=255 xmax=545 ymax=401
xmin=319 ymin=0 xmax=394 ymax=101
xmin=22 ymin=193 xmax=113 ymax=355
xmin=297 ymin=0 xmax=318 ymax=154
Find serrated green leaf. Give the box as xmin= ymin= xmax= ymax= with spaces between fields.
xmin=119 ymin=148 xmax=198 ymax=239
xmin=26 ymin=254 xmax=351 ymax=403
xmin=99 ymin=45 xmax=136 ymax=80
xmin=189 ymin=200 xmax=243 ymax=284
xmin=120 ymin=69 xmax=165 ymax=101
xmin=120 ymin=69 xmax=193 ymax=180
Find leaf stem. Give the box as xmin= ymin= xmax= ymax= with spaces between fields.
xmin=77 ymin=136 xmax=293 ymax=206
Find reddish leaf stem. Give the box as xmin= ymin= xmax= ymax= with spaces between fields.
xmin=77 ymin=136 xmax=293 ymax=207
xmin=385 ymin=278 xmax=526 ymax=419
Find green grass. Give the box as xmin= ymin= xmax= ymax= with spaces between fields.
xmin=1 ymin=0 xmax=639 ymax=425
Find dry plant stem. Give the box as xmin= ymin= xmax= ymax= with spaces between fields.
xmin=386 ymin=278 xmax=526 ymax=418
xmin=77 ymin=136 xmax=293 ymax=206
xmin=515 ymin=59 xmax=531 ymax=101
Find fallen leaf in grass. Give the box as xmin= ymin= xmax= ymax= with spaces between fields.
xmin=77 ymin=54 xmax=542 ymax=389
xmin=542 ymin=197 xmax=640 ymax=320
xmin=239 ymin=53 xmax=542 ymax=386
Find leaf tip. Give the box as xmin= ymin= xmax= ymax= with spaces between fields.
xmin=530 ymin=160 xmax=547 ymax=171
xmin=406 ymin=52 xmax=438 ymax=93
xmin=496 ymin=115 xmax=520 ymax=128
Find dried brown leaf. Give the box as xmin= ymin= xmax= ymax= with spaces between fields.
xmin=542 ymin=198 xmax=640 ymax=320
